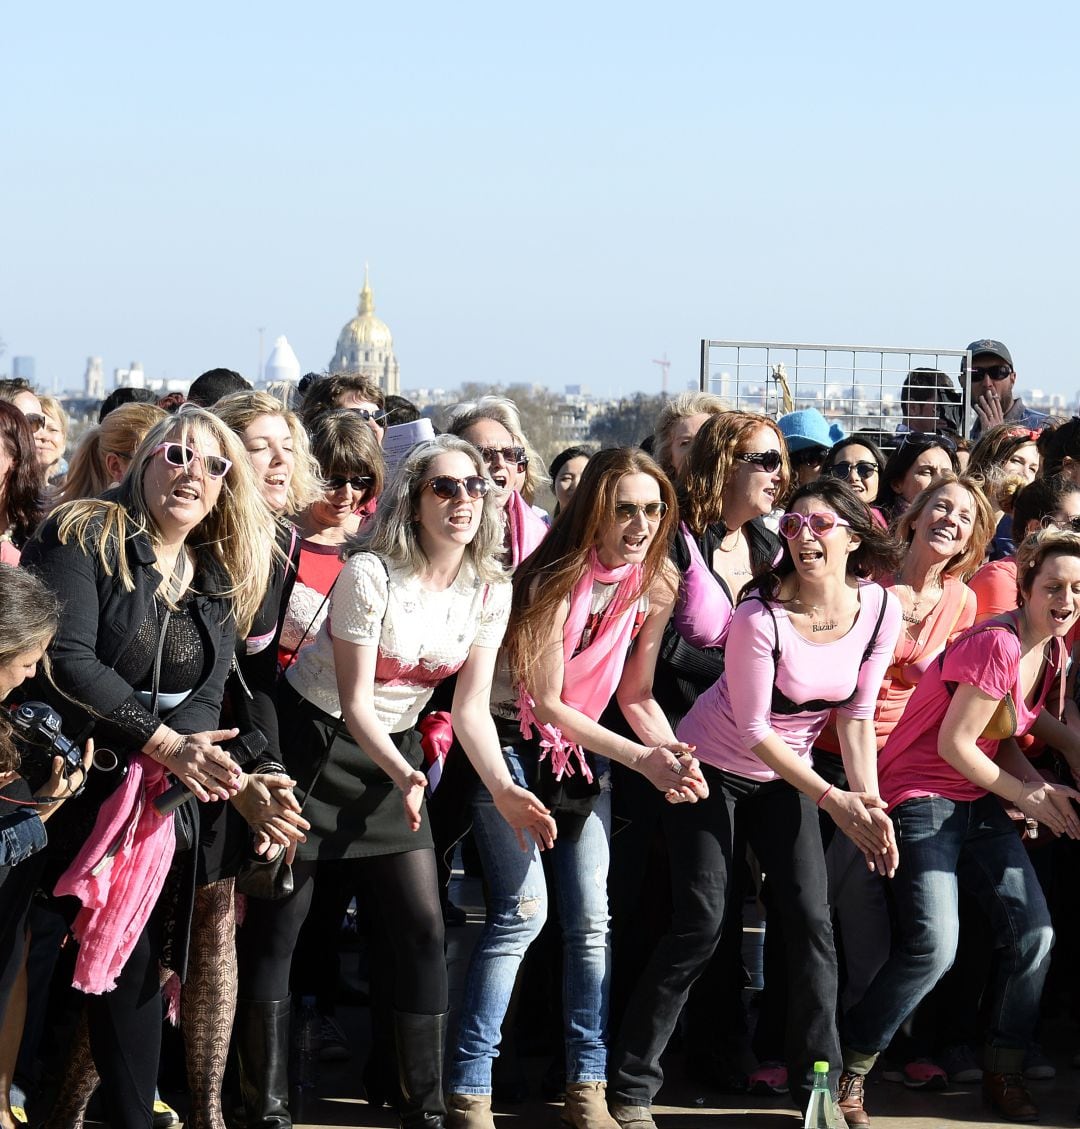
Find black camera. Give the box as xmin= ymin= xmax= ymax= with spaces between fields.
xmin=10 ymin=701 xmax=82 ymax=774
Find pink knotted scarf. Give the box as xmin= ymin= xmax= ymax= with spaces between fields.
xmin=55 ymin=753 xmax=176 ymax=994
xmin=506 ymin=490 xmax=548 ymax=568
xmin=517 ymin=550 xmax=642 ymax=781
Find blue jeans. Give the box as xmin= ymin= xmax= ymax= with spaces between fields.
xmin=449 ymin=747 xmax=612 ymax=1093
xmin=843 ymin=793 xmax=1053 ymax=1073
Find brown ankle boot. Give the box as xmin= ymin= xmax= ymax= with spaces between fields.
xmin=983 ymin=1072 xmax=1038 ymax=1122
xmin=836 ymin=1071 xmax=870 ymax=1128
xmin=560 ymin=1082 xmax=620 ymax=1129
xmin=446 ymin=1093 xmax=496 ymax=1129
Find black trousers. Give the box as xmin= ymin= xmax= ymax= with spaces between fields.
xmin=609 ymin=765 xmax=839 ymax=1108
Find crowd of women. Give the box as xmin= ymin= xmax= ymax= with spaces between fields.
xmin=2 ymin=374 xmax=1080 ymax=1129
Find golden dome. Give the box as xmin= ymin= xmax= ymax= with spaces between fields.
xmin=333 ymin=268 xmax=393 ymax=356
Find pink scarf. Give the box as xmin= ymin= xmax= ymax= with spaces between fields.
xmin=54 ymin=754 xmax=176 ymax=994
xmin=506 ymin=490 xmax=548 ymax=568
xmin=517 ymin=550 xmax=642 ymax=781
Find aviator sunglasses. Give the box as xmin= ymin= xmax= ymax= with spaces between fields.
xmin=735 ymin=450 xmax=783 ymax=473
xmin=778 ymin=511 xmax=852 ymax=540
xmin=151 ymin=442 xmax=232 ymax=479
xmin=613 ymin=501 xmax=668 ymax=523
xmin=425 ymin=475 xmax=490 ymax=500
xmin=477 ymin=445 xmax=528 ymax=468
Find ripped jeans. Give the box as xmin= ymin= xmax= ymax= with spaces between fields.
xmin=448 ymin=745 xmax=612 ymax=1093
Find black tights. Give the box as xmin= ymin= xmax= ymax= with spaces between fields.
xmin=238 ymin=848 xmax=447 ymax=1014
xmin=84 ymin=919 xmax=162 ymax=1129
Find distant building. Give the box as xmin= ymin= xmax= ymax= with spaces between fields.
xmin=265 ymin=335 xmax=301 ymax=385
xmin=114 ymin=361 xmax=147 ymax=389
xmin=84 ymin=356 xmax=105 ymax=399
xmin=12 ymin=356 xmax=34 ymax=382
xmin=328 ymin=267 xmax=400 ymax=395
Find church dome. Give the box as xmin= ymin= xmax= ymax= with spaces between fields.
xmin=327 ymin=267 xmax=401 ymax=395
xmin=334 ymin=273 xmax=393 ymax=354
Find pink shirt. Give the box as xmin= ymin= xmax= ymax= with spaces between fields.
xmin=678 ymin=581 xmax=901 ymax=782
xmin=876 ymin=621 xmax=1059 ymax=808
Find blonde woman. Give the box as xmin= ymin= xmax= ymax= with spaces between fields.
xmin=24 ymin=407 xmax=281 ymax=1128
xmin=37 ymin=397 xmax=69 ymax=487
xmin=56 ymin=403 xmax=168 ymax=504
xmin=651 ymin=391 xmax=728 ymax=479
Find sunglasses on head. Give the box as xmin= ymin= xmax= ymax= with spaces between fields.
xmin=325 ymin=474 xmax=374 ymax=493
xmin=778 ymin=511 xmax=852 ymax=540
xmin=897 ymin=431 xmax=957 ymax=455
xmin=477 ymin=445 xmax=527 ymax=467
xmin=613 ymin=501 xmax=668 ymax=523
xmin=425 ymin=475 xmax=490 ymax=501
xmin=735 ymin=450 xmax=783 ymax=473
xmin=829 ymin=460 xmax=878 ymax=481
xmin=962 ymin=364 xmax=1013 ymax=384
xmin=151 ymin=442 xmax=232 ymax=479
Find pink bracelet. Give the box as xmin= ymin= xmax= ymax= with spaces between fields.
xmin=816 ymin=783 xmax=834 ymax=808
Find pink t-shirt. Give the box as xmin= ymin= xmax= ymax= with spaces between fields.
xmin=677 ymin=581 xmax=901 ymax=782
xmin=876 ymin=620 xmax=1060 ymax=808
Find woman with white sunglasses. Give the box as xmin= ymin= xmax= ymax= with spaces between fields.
xmin=607 ymin=479 xmax=902 ymax=1126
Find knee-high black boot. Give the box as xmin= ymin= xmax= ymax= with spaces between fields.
xmin=235 ymin=999 xmax=291 ymax=1129
xmin=393 ymin=1011 xmax=447 ymax=1129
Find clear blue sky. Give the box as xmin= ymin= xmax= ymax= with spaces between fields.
xmin=2 ymin=2 xmax=1077 ymax=400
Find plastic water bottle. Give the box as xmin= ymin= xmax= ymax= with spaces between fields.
xmin=804 ymin=1060 xmax=840 ymax=1128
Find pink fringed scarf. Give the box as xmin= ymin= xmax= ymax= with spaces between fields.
xmin=517 ymin=550 xmax=642 ymax=782
xmin=506 ymin=490 xmax=548 ymax=568
xmin=54 ymin=753 xmax=176 ymax=995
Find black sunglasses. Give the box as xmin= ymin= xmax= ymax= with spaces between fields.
xmin=829 ymin=460 xmax=878 ymax=481
xmin=791 ymin=447 xmax=828 ymax=468
xmin=962 ymin=364 xmax=1013 ymax=384
xmin=425 ymin=475 xmax=490 ymax=500
xmin=1041 ymin=514 xmax=1080 ymax=534
xmin=325 ymin=474 xmax=374 ymax=493
xmin=735 ymin=450 xmax=783 ymax=473
xmin=477 ymin=445 xmax=527 ymax=467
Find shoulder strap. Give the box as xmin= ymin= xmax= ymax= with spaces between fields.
xmin=859 ymin=586 xmax=890 ymax=666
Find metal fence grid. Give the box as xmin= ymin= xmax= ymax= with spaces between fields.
xmin=699 ymin=340 xmax=974 ymax=446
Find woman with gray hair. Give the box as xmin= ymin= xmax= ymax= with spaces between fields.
xmin=238 ymin=435 xmax=556 ymax=1129
xmin=443 ymin=396 xmax=549 ymax=565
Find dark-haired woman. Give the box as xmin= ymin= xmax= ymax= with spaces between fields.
xmin=549 ymin=447 xmax=591 ymax=517
xmin=822 ymin=434 xmax=887 ymax=528
xmin=447 ymin=448 xmax=706 ymax=1129
xmin=837 ymin=530 xmax=1080 ymax=1126
xmin=1037 ymin=415 xmax=1080 ymax=483
xmin=608 ymin=479 xmax=902 ymax=1123
xmin=0 ymin=403 xmax=45 ymax=565
xmin=878 ymin=432 xmax=958 ymax=523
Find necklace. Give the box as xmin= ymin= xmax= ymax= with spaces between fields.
xmin=895 ymin=571 xmax=942 ymax=625
xmin=786 ymin=585 xmax=841 ymax=633
xmin=716 ymin=525 xmax=741 ymax=553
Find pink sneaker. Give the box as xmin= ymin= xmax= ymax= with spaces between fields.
xmin=903 ymin=1059 xmax=947 ymax=1090
xmin=747 ymin=1062 xmax=789 ymax=1095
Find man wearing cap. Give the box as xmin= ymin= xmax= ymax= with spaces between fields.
xmin=963 ymin=339 xmax=1048 ymax=439
xmin=777 ymin=408 xmax=844 ymax=486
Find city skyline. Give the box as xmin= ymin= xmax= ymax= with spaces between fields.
xmin=3 ymin=3 xmax=1077 ymax=402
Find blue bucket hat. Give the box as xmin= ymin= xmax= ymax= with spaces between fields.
xmin=777 ymin=408 xmax=842 ymax=453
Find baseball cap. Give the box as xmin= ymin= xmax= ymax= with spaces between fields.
xmin=965 ymin=339 xmax=1014 ymax=368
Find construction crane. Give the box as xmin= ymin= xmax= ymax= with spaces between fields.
xmin=652 ymin=354 xmax=671 ymax=396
